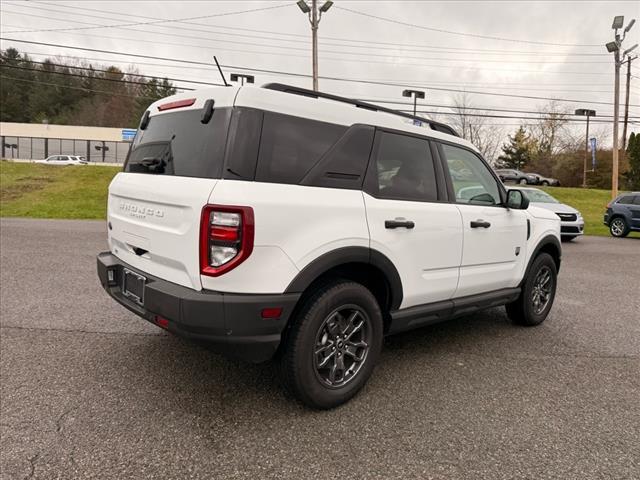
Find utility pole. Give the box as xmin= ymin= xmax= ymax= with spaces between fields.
xmin=575 ymin=109 xmax=596 ymax=188
xmin=297 ymin=0 xmax=333 ymax=91
xmin=606 ymin=16 xmax=636 ymax=200
xmin=621 ymin=51 xmax=638 ymax=161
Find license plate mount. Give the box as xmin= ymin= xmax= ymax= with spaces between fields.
xmin=123 ymin=268 xmax=146 ymax=306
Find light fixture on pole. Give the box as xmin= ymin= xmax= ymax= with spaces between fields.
xmin=606 ymin=15 xmax=635 ymax=200
xmin=297 ymin=0 xmax=333 ymax=91
xmin=574 ymin=109 xmax=597 ymax=188
xmin=402 ymin=89 xmax=425 ymax=116
xmin=230 ymin=73 xmax=255 ymax=86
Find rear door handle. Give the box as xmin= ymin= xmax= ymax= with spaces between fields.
xmin=385 ymin=219 xmax=415 ymax=229
xmin=470 ymin=219 xmax=491 ymax=228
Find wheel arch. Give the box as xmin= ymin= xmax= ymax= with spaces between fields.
xmin=284 ymin=247 xmax=403 ymax=319
xmin=524 ymin=235 xmax=562 ymax=283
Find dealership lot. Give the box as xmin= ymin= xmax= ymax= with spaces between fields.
xmin=1 ymin=218 xmax=638 ymax=480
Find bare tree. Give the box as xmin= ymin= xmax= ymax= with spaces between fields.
xmin=448 ymin=93 xmax=503 ymax=164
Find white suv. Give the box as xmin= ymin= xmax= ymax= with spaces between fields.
xmin=97 ymin=84 xmax=561 ymax=409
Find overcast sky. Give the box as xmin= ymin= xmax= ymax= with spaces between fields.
xmin=1 ymin=0 xmax=639 ymax=143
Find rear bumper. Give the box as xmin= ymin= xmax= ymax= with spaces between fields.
xmin=97 ymin=252 xmax=300 ymax=363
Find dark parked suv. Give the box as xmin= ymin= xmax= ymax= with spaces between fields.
xmin=604 ymin=192 xmax=640 ymax=237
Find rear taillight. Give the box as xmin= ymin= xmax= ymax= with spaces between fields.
xmin=200 ymin=205 xmax=254 ymax=277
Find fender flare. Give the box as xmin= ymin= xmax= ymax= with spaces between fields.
xmin=284 ymin=246 xmax=404 ymax=310
xmin=523 ymin=234 xmax=562 ymax=284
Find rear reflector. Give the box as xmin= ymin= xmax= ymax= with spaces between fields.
xmin=155 ymin=316 xmax=170 ymax=329
xmin=261 ymin=308 xmax=283 ymax=319
xmin=157 ymin=98 xmax=196 ymax=111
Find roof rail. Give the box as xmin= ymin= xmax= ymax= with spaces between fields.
xmin=261 ymin=83 xmax=459 ymax=137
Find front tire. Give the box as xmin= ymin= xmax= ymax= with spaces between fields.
xmin=280 ymin=281 xmax=383 ymax=409
xmin=561 ymin=235 xmax=577 ymax=242
xmin=506 ymin=253 xmax=557 ymax=326
xmin=609 ymin=217 xmax=629 ymax=237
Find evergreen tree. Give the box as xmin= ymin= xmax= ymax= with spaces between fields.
xmin=626 ymin=132 xmax=640 ymax=190
xmin=497 ymin=126 xmax=534 ymax=170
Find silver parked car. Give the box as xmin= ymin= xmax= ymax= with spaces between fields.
xmin=514 ymin=187 xmax=584 ymax=241
xmin=35 ymin=155 xmax=88 ymax=166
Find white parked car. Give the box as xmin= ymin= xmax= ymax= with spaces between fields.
xmin=512 ymin=187 xmax=584 ymax=241
xmin=97 ymin=84 xmax=562 ymax=409
xmin=35 ymin=155 xmax=88 ymax=165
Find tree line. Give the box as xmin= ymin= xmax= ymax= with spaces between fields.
xmin=0 ymin=47 xmax=176 ymax=128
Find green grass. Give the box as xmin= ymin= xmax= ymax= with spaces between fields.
xmin=0 ymin=161 xmax=636 ymax=237
xmin=541 ymin=186 xmax=638 ymax=237
xmin=0 ymin=161 xmax=120 ymax=219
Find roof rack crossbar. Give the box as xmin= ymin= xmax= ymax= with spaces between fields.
xmin=261 ymin=83 xmax=459 ymax=137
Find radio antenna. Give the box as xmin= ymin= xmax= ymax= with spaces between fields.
xmin=213 ymin=56 xmax=230 ymax=87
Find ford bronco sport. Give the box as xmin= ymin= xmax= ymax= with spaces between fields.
xmin=97 ymin=84 xmax=561 ymax=409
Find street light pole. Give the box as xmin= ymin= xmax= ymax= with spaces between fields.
xmin=297 ymin=0 xmax=333 ymax=91
xmin=575 ymin=109 xmax=597 ymax=187
xmin=606 ymin=16 xmax=635 ymax=200
xmin=402 ymin=89 xmax=426 ymax=117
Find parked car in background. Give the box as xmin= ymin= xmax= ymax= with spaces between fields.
xmin=35 ymin=155 xmax=88 ymax=166
xmin=495 ymin=169 xmax=538 ymax=185
xmin=510 ymin=187 xmax=584 ymax=241
xmin=530 ymin=173 xmax=560 ymax=186
xmin=604 ymin=192 xmax=640 ymax=238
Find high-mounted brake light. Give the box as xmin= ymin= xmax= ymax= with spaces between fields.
xmin=157 ymin=98 xmax=196 ymax=111
xmin=200 ymin=205 xmax=254 ymax=277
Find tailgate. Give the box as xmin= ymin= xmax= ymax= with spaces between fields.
xmin=108 ymin=173 xmax=217 ymax=290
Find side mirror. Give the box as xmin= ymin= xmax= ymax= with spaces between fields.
xmin=507 ymin=189 xmax=529 ymax=210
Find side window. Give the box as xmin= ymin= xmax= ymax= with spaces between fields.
xmin=441 ymin=143 xmax=501 ymax=206
xmin=370 ymin=131 xmax=437 ymax=202
xmin=255 ymin=112 xmax=346 ymax=185
xmin=301 ymin=125 xmax=374 ymax=190
xmin=633 ymin=196 xmax=640 ymax=205
xmin=617 ymin=195 xmax=634 ymax=205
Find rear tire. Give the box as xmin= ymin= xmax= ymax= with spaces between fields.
xmin=506 ymin=253 xmax=557 ymax=326
xmin=280 ymin=280 xmax=383 ymax=409
xmin=541 ymin=180 xmax=549 ymax=186
xmin=609 ymin=217 xmax=629 ymax=238
xmin=519 ymin=178 xmax=528 ymax=185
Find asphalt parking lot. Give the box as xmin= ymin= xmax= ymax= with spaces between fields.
xmin=1 ymin=218 xmax=639 ymax=480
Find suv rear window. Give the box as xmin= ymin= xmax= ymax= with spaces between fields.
xmin=125 ymin=108 xmax=231 ymax=178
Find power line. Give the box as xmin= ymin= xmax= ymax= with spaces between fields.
xmin=0 ymin=74 xmax=156 ymax=99
xmin=9 ymin=0 xmax=610 ymax=57
xmin=1 ymin=2 xmax=292 ymax=34
xmin=335 ymin=5 xmax=602 ymax=47
xmin=355 ymin=99 xmax=638 ymax=119
xmin=8 ymin=52 xmax=638 ymax=118
xmin=0 ymin=29 xmax=615 ymax=77
xmin=0 ymin=63 xmax=198 ymax=89
xmin=1 ymin=58 xmax=224 ymax=88
xmin=2 ymin=38 xmax=635 ymax=107
xmin=17 ymin=49 xmax=621 ymax=89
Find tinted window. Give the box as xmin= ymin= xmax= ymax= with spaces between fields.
xmin=255 ymin=112 xmax=346 ymax=184
xmin=125 ymin=108 xmax=231 ymax=178
xmin=370 ymin=131 xmax=437 ymax=202
xmin=633 ymin=196 xmax=640 ymax=205
xmin=441 ymin=143 xmax=501 ymax=206
xmin=223 ymin=107 xmax=263 ymax=180
xmin=617 ymin=195 xmax=634 ymax=205
xmin=301 ymin=125 xmax=374 ymax=190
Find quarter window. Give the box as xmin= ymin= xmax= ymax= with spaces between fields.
xmin=441 ymin=144 xmax=501 ymax=206
xmin=255 ymin=112 xmax=346 ymax=184
xmin=371 ymin=131 xmax=437 ymax=202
